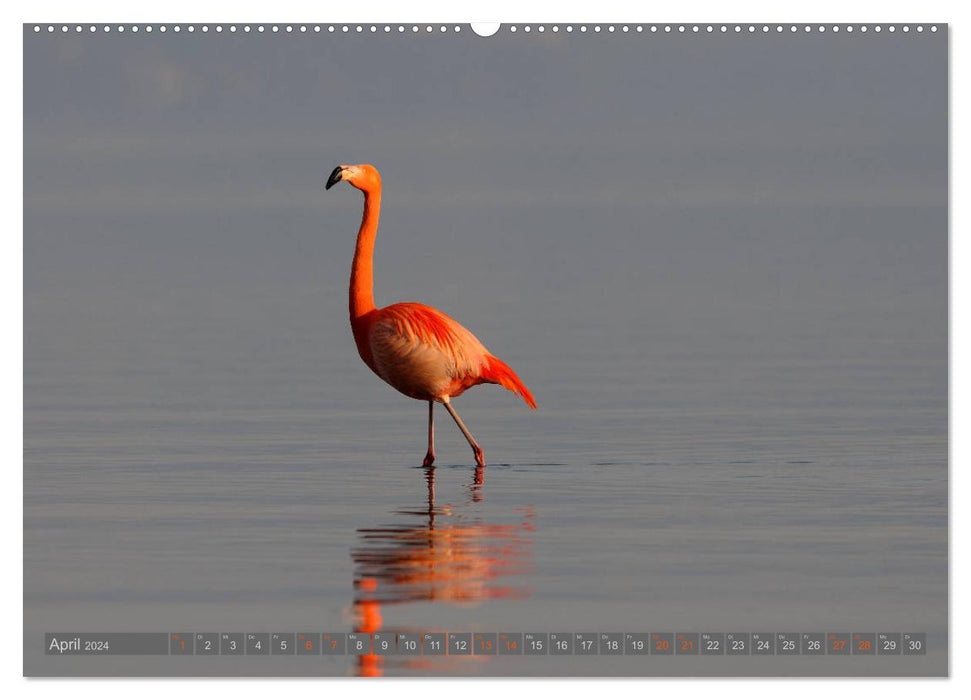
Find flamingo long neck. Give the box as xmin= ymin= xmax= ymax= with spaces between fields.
xmin=350 ymin=189 xmax=380 ymax=321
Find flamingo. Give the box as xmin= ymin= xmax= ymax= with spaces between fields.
xmin=325 ymin=163 xmax=536 ymax=468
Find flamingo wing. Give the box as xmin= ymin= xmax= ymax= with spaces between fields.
xmin=368 ymin=303 xmax=489 ymax=400
xmin=368 ymin=303 xmax=537 ymax=408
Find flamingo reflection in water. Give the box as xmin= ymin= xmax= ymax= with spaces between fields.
xmin=351 ymin=467 xmax=535 ymax=676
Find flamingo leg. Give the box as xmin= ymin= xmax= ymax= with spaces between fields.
xmin=443 ymin=400 xmax=486 ymax=468
xmin=422 ymin=401 xmax=436 ymax=467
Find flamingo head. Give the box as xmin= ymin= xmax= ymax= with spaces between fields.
xmin=325 ymin=164 xmax=381 ymax=193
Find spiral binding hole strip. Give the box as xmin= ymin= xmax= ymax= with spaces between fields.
xmin=30 ymin=24 xmax=943 ymax=36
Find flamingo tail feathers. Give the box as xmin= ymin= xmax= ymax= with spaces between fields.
xmin=481 ymin=356 xmax=537 ymax=410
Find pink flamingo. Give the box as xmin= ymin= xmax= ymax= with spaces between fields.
xmin=326 ymin=164 xmax=536 ymax=468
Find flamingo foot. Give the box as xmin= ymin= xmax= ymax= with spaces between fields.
xmin=422 ymin=451 xmax=435 ymax=468
xmin=473 ymin=446 xmax=486 ymax=468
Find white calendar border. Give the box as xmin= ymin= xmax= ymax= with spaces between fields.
xmin=2 ymin=0 xmax=964 ymax=698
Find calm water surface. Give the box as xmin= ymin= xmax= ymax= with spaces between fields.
xmin=24 ymin=304 xmax=946 ymax=676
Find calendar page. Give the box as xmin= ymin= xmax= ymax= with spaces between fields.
xmin=23 ymin=21 xmax=947 ymax=677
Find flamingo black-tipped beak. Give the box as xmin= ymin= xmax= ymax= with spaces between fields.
xmin=325 ymin=166 xmax=345 ymax=191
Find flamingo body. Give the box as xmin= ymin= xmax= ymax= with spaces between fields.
xmin=326 ymin=163 xmax=535 ymax=467
xmin=356 ymin=302 xmax=536 ymax=408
